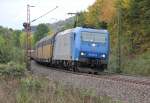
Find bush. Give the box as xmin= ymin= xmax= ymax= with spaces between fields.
xmin=0 ymin=61 xmax=25 ymax=78
xmin=122 ymin=51 xmax=150 ymax=76
xmin=11 ymin=48 xmax=25 ymax=64
xmin=16 ymin=76 xmax=43 ymax=103
xmin=20 ymin=76 xmax=42 ymax=91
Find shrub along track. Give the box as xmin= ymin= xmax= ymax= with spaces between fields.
xmin=31 ymin=61 xmax=150 ymax=103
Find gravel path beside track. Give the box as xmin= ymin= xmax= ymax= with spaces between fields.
xmin=31 ymin=61 xmax=150 ymax=103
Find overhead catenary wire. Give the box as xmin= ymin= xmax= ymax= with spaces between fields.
xmin=31 ymin=6 xmax=58 ymax=23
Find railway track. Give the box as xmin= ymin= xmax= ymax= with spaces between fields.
xmin=33 ymin=61 xmax=150 ymax=87
xmin=31 ymin=61 xmax=150 ymax=103
xmin=56 ymin=70 xmax=150 ymax=86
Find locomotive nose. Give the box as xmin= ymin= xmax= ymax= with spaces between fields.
xmin=80 ymin=41 xmax=108 ymax=59
xmin=80 ymin=42 xmax=99 ymax=58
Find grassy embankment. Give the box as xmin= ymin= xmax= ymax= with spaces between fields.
xmin=109 ymin=49 xmax=150 ymax=76
xmin=0 ymin=63 xmax=121 ymax=103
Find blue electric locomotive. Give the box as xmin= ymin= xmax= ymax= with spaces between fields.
xmin=53 ymin=27 xmax=109 ymax=71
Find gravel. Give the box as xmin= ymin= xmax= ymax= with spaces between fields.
xmin=31 ymin=61 xmax=150 ymax=103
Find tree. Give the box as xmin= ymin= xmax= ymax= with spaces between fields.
xmin=122 ymin=0 xmax=150 ymax=52
xmin=13 ymin=30 xmax=22 ymax=48
xmin=84 ymin=0 xmax=102 ymax=28
xmin=0 ymin=27 xmax=16 ymax=63
xmin=79 ymin=0 xmax=115 ymax=29
xmin=34 ymin=24 xmax=49 ymax=43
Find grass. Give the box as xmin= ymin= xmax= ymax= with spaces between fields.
xmin=0 ymin=61 xmax=25 ymax=78
xmin=0 ymin=75 xmax=121 ymax=103
xmin=122 ymin=51 xmax=150 ymax=76
xmin=108 ymin=50 xmax=150 ymax=76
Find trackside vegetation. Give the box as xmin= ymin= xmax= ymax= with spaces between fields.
xmin=0 ymin=76 xmax=121 ymax=103
xmin=0 ymin=26 xmax=26 ymax=78
xmin=0 ymin=62 xmax=25 ymax=78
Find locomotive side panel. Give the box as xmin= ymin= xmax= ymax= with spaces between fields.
xmin=53 ymin=30 xmax=73 ymax=60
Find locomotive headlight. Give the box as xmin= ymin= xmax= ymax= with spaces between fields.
xmin=81 ymin=52 xmax=85 ymax=56
xmin=92 ymin=43 xmax=96 ymax=47
xmin=101 ymin=54 xmax=106 ymax=58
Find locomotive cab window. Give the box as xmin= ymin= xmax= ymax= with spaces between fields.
xmin=81 ymin=32 xmax=106 ymax=43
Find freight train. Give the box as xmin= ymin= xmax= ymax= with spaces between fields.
xmin=34 ymin=27 xmax=109 ymax=72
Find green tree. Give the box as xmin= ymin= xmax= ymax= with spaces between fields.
xmin=13 ymin=30 xmax=22 ymax=48
xmin=121 ymin=0 xmax=150 ymax=53
xmin=34 ymin=24 xmax=49 ymax=43
xmin=0 ymin=26 xmax=25 ymax=63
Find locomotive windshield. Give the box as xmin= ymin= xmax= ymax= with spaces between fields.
xmin=81 ymin=32 xmax=106 ymax=43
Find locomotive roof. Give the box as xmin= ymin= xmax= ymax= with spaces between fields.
xmin=56 ymin=27 xmax=108 ymax=36
xmin=57 ymin=28 xmax=74 ymax=36
xmin=75 ymin=27 xmax=108 ymax=33
xmin=36 ymin=27 xmax=109 ymax=46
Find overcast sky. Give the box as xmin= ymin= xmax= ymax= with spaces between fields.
xmin=0 ymin=0 xmax=95 ymax=30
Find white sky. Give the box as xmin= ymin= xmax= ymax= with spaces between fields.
xmin=0 ymin=0 xmax=95 ymax=30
